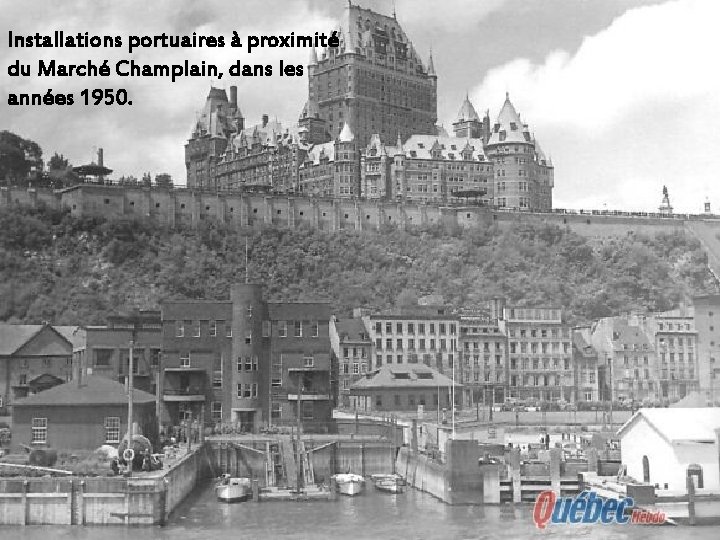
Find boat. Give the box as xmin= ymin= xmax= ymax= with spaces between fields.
xmin=215 ymin=474 xmax=252 ymax=503
xmin=332 ymin=473 xmax=365 ymax=496
xmin=370 ymin=473 xmax=405 ymax=494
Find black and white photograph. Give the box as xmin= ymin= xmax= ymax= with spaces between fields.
xmin=0 ymin=0 xmax=719 ymax=537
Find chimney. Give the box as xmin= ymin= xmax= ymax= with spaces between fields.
xmin=262 ymin=114 xmax=269 ymax=127
xmin=98 ymin=148 xmax=104 ymax=168
xmin=230 ymin=85 xmax=237 ymax=107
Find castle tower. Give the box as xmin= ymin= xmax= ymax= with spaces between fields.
xmin=485 ymin=93 xmax=552 ymax=211
xmin=298 ymin=98 xmax=329 ymax=145
xmin=335 ymin=122 xmax=361 ymax=197
xmin=308 ymin=2 xmax=437 ymax=146
xmin=452 ymin=93 xmax=483 ymax=139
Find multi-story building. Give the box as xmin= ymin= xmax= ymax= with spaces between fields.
xmin=160 ymin=299 xmax=233 ymax=429
xmin=501 ymin=306 xmax=573 ymax=402
xmin=360 ymin=306 xmax=459 ymax=377
xmin=330 ymin=317 xmax=371 ymax=408
xmin=82 ymin=310 xmax=162 ymax=395
xmin=0 ymin=324 xmax=84 ymax=415
xmin=267 ymin=302 xmax=334 ymax=432
xmin=650 ymin=310 xmax=698 ymax=400
xmin=160 ymin=285 xmax=334 ymax=432
xmin=484 ymin=93 xmax=554 ymax=210
xmin=572 ymin=329 xmax=599 ymax=402
xmin=692 ymin=295 xmax=720 ymax=404
xmin=309 ymin=1 xmax=437 ymax=146
xmin=458 ymin=310 xmax=507 ymax=406
xmin=589 ymin=316 xmax=657 ymax=403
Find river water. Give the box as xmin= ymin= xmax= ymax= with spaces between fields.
xmin=4 ymin=482 xmax=718 ymax=539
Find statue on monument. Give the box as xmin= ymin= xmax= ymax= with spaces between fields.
xmin=663 ymin=185 xmax=668 ymax=199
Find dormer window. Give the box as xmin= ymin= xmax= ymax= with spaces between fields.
xmin=417 ymin=143 xmax=424 ymax=149
xmin=510 ymin=122 xmax=517 ymax=130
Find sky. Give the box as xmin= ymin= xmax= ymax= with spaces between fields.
xmin=1 ymin=0 xmax=718 ymax=212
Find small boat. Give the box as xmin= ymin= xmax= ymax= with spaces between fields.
xmin=216 ymin=474 xmax=252 ymax=503
xmin=370 ymin=474 xmax=406 ymax=494
xmin=332 ymin=473 xmax=365 ymax=496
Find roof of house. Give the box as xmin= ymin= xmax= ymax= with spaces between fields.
xmin=351 ymin=365 xmax=461 ymax=391
xmin=334 ymin=319 xmax=370 ymax=342
xmin=617 ymin=407 xmax=720 ymax=443
xmin=454 ymin=94 xmax=480 ymax=123
xmin=12 ymin=374 xmax=156 ymax=407
xmin=487 ymin=93 xmax=533 ymax=146
xmin=402 ymin=134 xmax=488 ymax=162
xmin=0 ymin=324 xmax=83 ymax=356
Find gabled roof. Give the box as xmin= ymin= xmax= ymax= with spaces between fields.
xmin=351 ymin=364 xmax=461 ymax=390
xmin=334 ymin=319 xmax=370 ymax=342
xmin=402 ymin=134 xmax=488 ymax=162
xmin=338 ymin=122 xmax=355 ymax=142
xmin=0 ymin=324 xmax=82 ymax=356
xmin=12 ymin=374 xmax=156 ymax=407
xmin=617 ymin=407 xmax=720 ymax=443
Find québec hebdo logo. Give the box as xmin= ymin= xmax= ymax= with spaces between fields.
xmin=533 ymin=490 xmax=666 ymax=529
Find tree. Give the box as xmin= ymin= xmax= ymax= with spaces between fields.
xmin=0 ymin=131 xmax=42 ymax=184
xmin=48 ymin=153 xmax=69 ymax=171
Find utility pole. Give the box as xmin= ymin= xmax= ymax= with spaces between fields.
xmin=127 ymin=330 xmax=134 ymax=477
xmin=489 ymin=385 xmax=494 ymax=422
xmin=296 ymin=377 xmax=303 ymax=492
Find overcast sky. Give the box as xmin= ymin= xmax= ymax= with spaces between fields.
xmin=1 ymin=0 xmax=718 ymax=212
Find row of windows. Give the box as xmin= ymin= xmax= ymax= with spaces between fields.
xmin=176 ymin=320 xmax=231 ymax=338
xmin=236 ymin=383 xmax=259 ymax=398
xmin=375 ymin=338 xmax=456 ymax=351
xmin=508 ymin=327 xmax=567 ymax=338
xmin=509 ymin=358 xmax=572 ymax=371
xmin=31 ymin=417 xmax=120 ymax=444
xmin=373 ymin=321 xmax=456 ymax=335
xmin=373 ymin=393 xmax=449 ymax=408
xmin=375 ymin=353 xmax=454 ymax=366
xmin=463 ymin=342 xmax=503 ymax=352
xmin=510 ymin=342 xmax=570 ymax=354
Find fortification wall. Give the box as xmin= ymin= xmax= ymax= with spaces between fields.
xmin=0 ymin=185 xmax=710 ymax=241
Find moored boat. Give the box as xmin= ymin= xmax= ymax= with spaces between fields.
xmin=332 ymin=473 xmax=365 ymax=496
xmin=216 ymin=474 xmax=252 ymax=503
xmin=370 ymin=473 xmax=405 ymax=494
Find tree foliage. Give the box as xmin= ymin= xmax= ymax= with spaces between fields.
xmin=0 ymin=205 xmax=716 ymax=325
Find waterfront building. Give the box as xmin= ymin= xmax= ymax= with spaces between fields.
xmin=309 ymin=1 xmax=437 ymax=146
xmin=11 ymin=374 xmax=156 ymax=452
xmin=81 ymin=310 xmax=162 ymax=395
xmin=359 ymin=306 xmax=459 ymax=376
xmin=458 ymin=310 xmax=507 ymax=407
xmin=0 ymin=323 xmax=84 ymax=416
xmin=692 ymin=295 xmax=720 ymax=404
xmin=160 ymin=285 xmax=333 ymax=432
xmin=572 ymin=329 xmax=600 ymax=402
xmin=617 ymin=408 xmax=720 ymax=492
xmin=350 ymin=364 xmax=459 ymax=413
xmin=330 ymin=317 xmax=372 ymax=408
xmin=160 ymin=299 xmax=233 ymax=429
xmin=501 ymin=306 xmax=573 ymax=402
xmin=484 ymin=93 xmax=554 ymax=210
xmin=267 ymin=302 xmax=334 ymax=432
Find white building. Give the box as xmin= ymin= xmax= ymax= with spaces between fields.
xmin=617 ymin=408 xmax=720 ymax=493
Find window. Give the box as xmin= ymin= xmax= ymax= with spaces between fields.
xmin=94 ymin=348 xmax=113 ymax=367
xmin=105 ymin=417 xmax=120 ymax=443
xmin=237 ymin=384 xmax=242 ymax=398
xmin=302 ymin=401 xmax=314 ymax=420
xmin=353 ymin=362 xmax=359 ymax=374
xmin=32 ymin=418 xmax=47 ymax=444
xmin=211 ymin=402 xmax=222 ymax=421
xmin=294 ymin=321 xmax=303 ymax=337
xmin=279 ymin=321 xmax=287 ymax=337
xmin=245 ymin=357 xmax=252 ymax=371
xmin=262 ymin=321 xmax=271 ymax=338
xmin=304 ymin=355 xmax=315 ymax=368
xmin=176 ymin=321 xmax=184 ymax=337
xmin=311 ymin=321 xmax=319 ymax=337
xmin=213 ymin=354 xmax=223 ymax=388
xmin=193 ymin=321 xmax=201 ymax=337
xmin=209 ymin=320 xmax=217 ymax=337
xmin=180 ymin=352 xmax=190 ymax=367
xmin=150 ymin=348 xmax=161 ymax=367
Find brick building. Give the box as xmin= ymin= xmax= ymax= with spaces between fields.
xmin=81 ymin=311 xmax=162 ymax=395
xmin=651 ymin=311 xmax=698 ymax=400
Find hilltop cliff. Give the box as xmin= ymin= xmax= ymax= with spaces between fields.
xmin=0 ymin=205 xmax=716 ymax=325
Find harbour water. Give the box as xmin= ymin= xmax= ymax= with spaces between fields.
xmin=4 ymin=482 xmax=719 ymax=539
